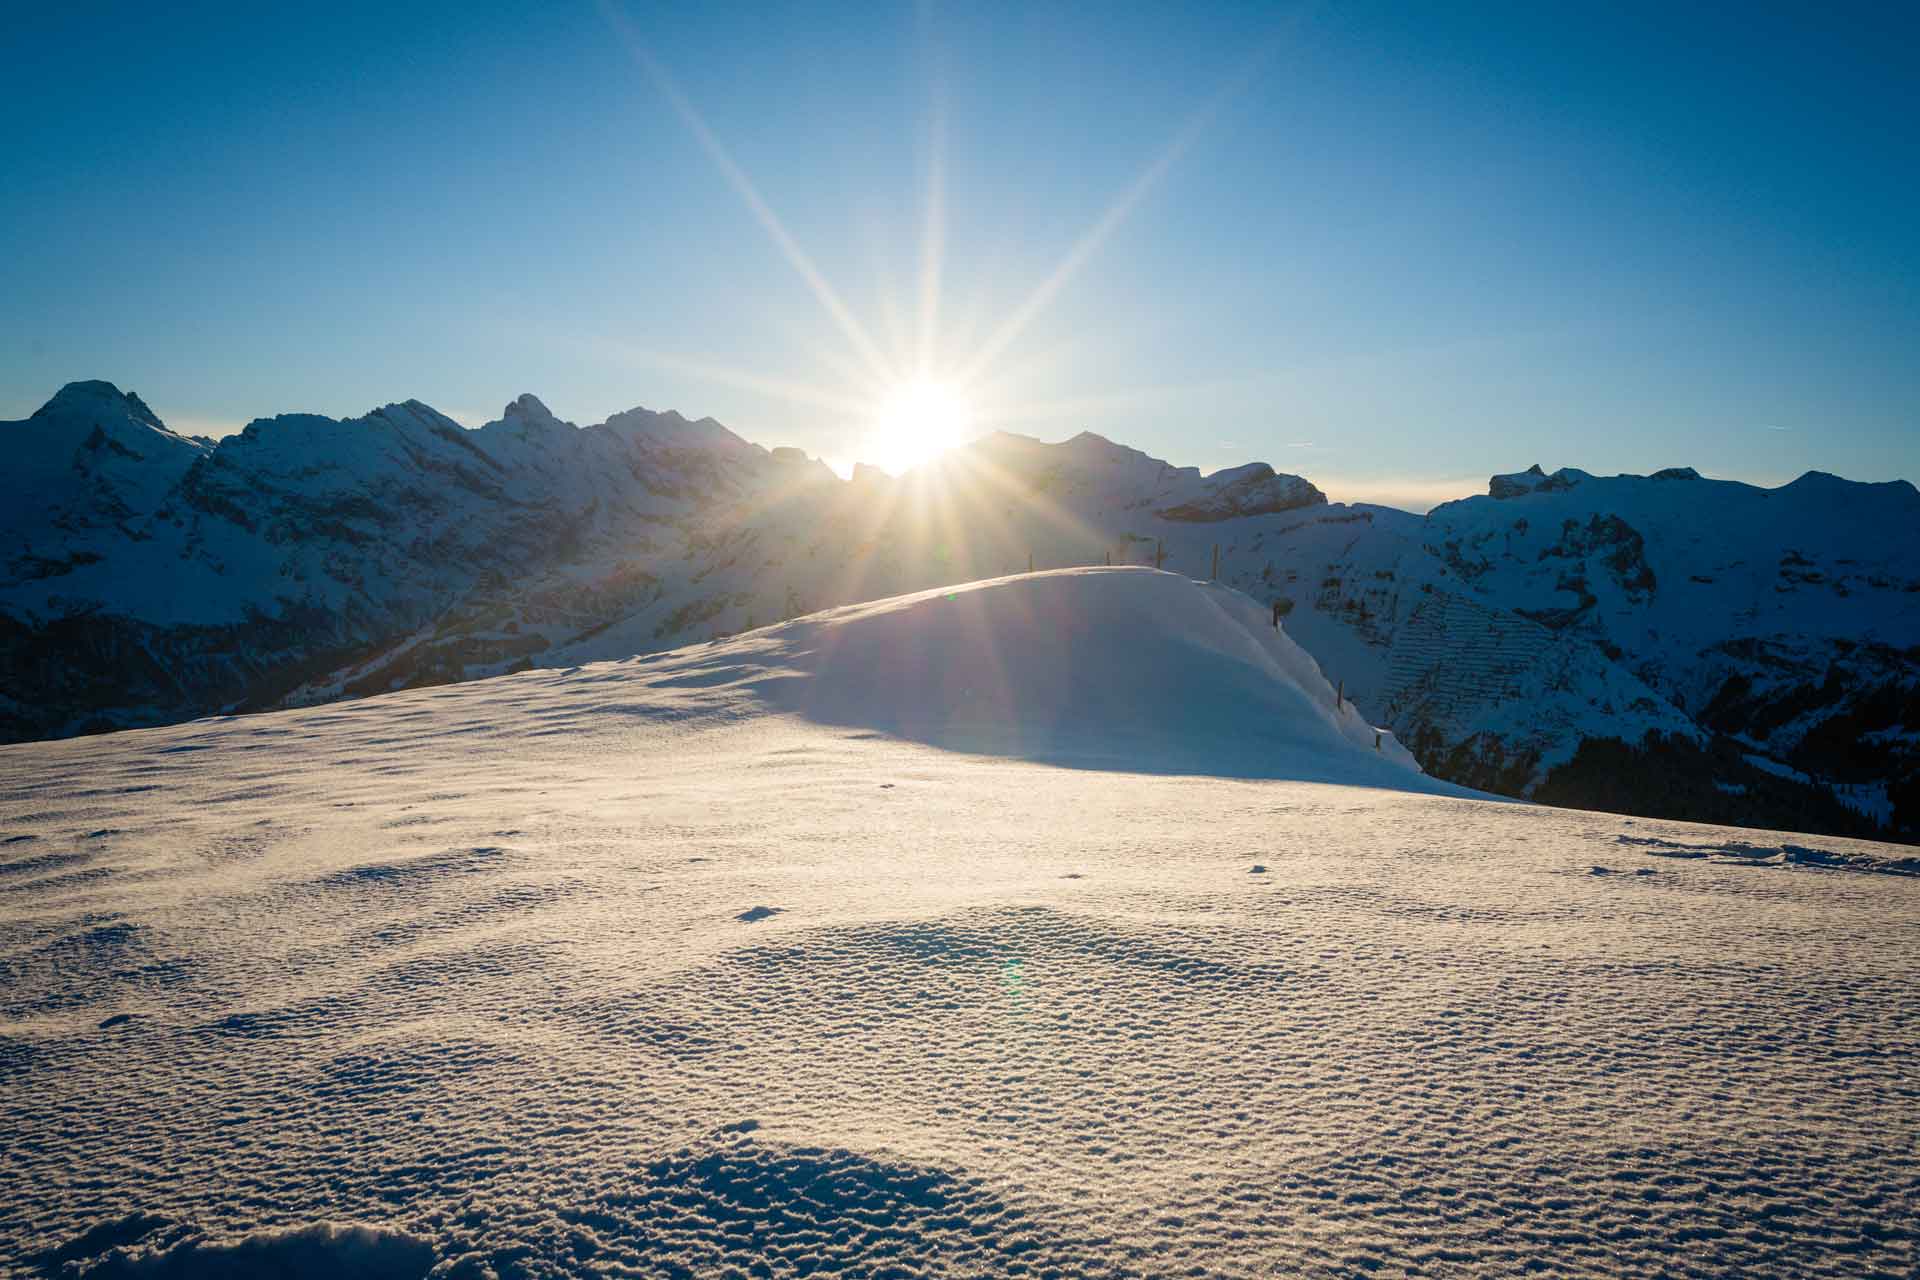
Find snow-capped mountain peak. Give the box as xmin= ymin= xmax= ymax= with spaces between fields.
xmin=1159 ymin=462 xmax=1326 ymax=522
xmin=601 ymin=405 xmax=753 ymax=452
xmin=30 ymin=379 xmax=170 ymax=434
xmin=2 ymin=381 xmax=210 ymax=544
xmin=1488 ymin=463 xmax=1594 ymax=498
xmin=2 ymin=380 xmax=1914 ymax=840
xmin=501 ymin=393 xmax=565 ymax=429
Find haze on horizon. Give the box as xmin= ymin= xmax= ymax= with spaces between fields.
xmin=3 ymin=0 xmax=1915 ymax=512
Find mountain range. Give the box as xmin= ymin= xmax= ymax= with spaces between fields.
xmin=5 ymin=380 xmax=1915 ymax=840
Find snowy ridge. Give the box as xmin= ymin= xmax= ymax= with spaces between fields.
xmin=603 ymin=568 xmax=1432 ymax=787
xmin=2 ymin=381 xmax=1915 ymax=838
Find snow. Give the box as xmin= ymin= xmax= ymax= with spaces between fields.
xmin=0 ymin=381 xmax=208 ymax=546
xmin=1425 ymin=462 xmax=1920 ymax=674
xmin=4 ymin=568 xmax=1917 ymax=1278
xmin=601 ymin=405 xmax=756 ymax=452
xmin=1745 ymin=753 xmax=1812 ymax=784
xmin=6 ymin=383 xmax=1914 ymax=826
xmin=571 ymin=569 xmax=1433 ymax=786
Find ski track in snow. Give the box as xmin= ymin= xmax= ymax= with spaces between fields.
xmin=3 ymin=573 xmax=1918 ymax=1279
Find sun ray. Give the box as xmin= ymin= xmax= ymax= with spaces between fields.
xmin=937 ymin=444 xmax=1115 ymax=565
xmin=954 ymin=26 xmax=1299 ymax=391
xmin=976 ymin=375 xmax=1255 ymax=431
xmin=822 ymin=465 xmax=911 ymax=610
xmin=596 ymin=342 xmax=876 ymax=419
xmin=926 ymin=483 xmax=1033 ymax=752
xmin=862 ymin=210 xmax=916 ymax=377
xmin=933 ymin=456 xmax=1025 ymax=579
xmin=863 ymin=379 xmax=970 ymax=474
xmin=602 ymin=3 xmax=1314 ymax=513
xmin=767 ymin=318 xmax=899 ymax=409
xmin=917 ymin=117 xmax=947 ymax=381
xmin=915 ymin=13 xmax=949 ymax=381
xmin=600 ymin=0 xmax=897 ymax=387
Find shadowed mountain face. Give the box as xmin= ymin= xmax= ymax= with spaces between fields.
xmin=3 ymin=382 xmax=1916 ymax=838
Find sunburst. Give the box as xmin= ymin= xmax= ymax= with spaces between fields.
xmin=600 ymin=0 xmax=1286 ymax=474
xmin=863 ymin=379 xmax=971 ymax=475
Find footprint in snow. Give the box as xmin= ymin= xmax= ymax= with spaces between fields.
xmin=737 ymin=906 xmax=783 ymax=923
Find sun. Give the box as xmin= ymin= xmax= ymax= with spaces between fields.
xmin=863 ymin=379 xmax=970 ymax=475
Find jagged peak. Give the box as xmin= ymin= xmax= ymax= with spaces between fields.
xmin=1204 ymin=461 xmax=1277 ymax=485
xmin=504 ymin=393 xmax=560 ymax=425
xmin=470 ymin=394 xmax=577 ymax=437
xmin=31 ymin=380 xmax=170 ymax=433
xmin=1066 ymin=429 xmax=1116 ymax=448
xmin=600 ymin=404 xmax=749 ymax=450
xmin=1056 ymin=429 xmax=1132 ymax=458
xmin=376 ymin=400 xmax=464 ymax=430
xmin=1489 ymin=464 xmax=1588 ymax=499
xmin=38 ymin=379 xmax=127 ymax=406
xmin=1158 ymin=464 xmax=1325 ymax=522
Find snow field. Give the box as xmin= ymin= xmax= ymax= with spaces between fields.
xmin=2 ymin=571 xmax=1916 ymax=1278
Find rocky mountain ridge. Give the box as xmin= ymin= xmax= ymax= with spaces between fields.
xmin=4 ymin=381 xmax=1914 ymax=840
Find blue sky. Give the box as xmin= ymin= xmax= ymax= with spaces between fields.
xmin=3 ymin=0 xmax=1915 ymax=509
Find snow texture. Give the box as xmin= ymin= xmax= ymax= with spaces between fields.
xmin=4 ymin=569 xmax=1917 ymax=1278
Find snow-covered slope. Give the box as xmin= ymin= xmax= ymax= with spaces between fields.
xmin=1407 ymin=465 xmax=1920 ymax=820
xmin=3 ymin=381 xmax=1914 ymax=840
xmin=595 ymin=568 xmax=1432 ymax=788
xmin=3 ymin=570 xmax=1914 ymax=1278
xmin=0 ymin=385 xmax=800 ymax=741
xmin=0 ymin=380 xmax=210 ymax=555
